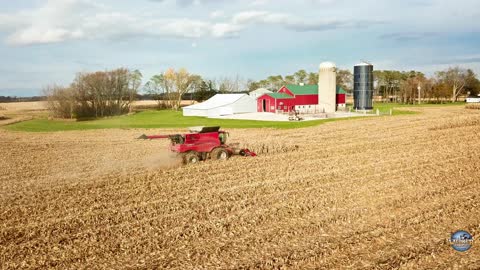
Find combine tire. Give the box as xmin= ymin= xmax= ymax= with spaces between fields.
xmin=211 ymin=148 xmax=229 ymax=161
xmin=183 ymin=152 xmax=200 ymax=164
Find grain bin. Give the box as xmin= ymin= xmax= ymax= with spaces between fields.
xmin=318 ymin=62 xmax=337 ymax=113
xmin=353 ymin=63 xmax=374 ymax=110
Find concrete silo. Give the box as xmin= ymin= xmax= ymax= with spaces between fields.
xmin=353 ymin=63 xmax=374 ymax=110
xmin=318 ymin=62 xmax=337 ymax=113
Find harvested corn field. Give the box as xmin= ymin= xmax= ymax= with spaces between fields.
xmin=1 ymin=106 xmax=479 ymax=269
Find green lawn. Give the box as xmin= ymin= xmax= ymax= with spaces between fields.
xmin=3 ymin=102 xmax=464 ymax=132
xmin=4 ymin=110 xmax=346 ymax=132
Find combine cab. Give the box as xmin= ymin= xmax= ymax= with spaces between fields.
xmin=138 ymin=126 xmax=256 ymax=164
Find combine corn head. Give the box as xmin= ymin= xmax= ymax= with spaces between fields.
xmin=138 ymin=126 xmax=256 ymax=164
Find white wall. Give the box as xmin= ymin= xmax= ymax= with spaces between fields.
xmin=466 ymin=97 xmax=480 ymax=103
xmin=232 ymin=95 xmax=256 ymax=114
xmin=294 ymin=105 xmax=319 ymax=114
xmin=183 ymin=108 xmax=208 ymax=117
xmin=183 ymin=95 xmax=256 ymax=117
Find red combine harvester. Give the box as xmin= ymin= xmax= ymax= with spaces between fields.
xmin=138 ymin=126 xmax=256 ymax=164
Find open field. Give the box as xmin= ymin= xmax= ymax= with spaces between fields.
xmin=1 ymin=106 xmax=479 ymax=269
xmin=0 ymin=101 xmax=47 ymax=112
xmin=2 ymin=101 xmax=466 ymax=132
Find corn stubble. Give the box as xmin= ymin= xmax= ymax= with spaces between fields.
xmin=1 ymin=107 xmax=480 ymax=269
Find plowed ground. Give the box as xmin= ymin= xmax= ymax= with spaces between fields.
xmin=1 ymin=107 xmax=479 ymax=269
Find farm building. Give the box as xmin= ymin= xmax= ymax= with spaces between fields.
xmin=466 ymin=95 xmax=480 ymax=103
xmin=183 ymin=94 xmax=256 ymax=117
xmin=256 ymin=62 xmax=346 ymax=114
xmin=257 ymin=84 xmax=347 ymax=113
xmin=249 ymin=88 xmax=272 ymax=100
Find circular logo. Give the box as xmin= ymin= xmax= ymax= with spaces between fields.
xmin=450 ymin=230 xmax=473 ymax=252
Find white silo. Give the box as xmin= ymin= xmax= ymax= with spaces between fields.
xmin=318 ymin=62 xmax=337 ymax=113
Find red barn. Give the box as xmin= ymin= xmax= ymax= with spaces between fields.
xmin=257 ymin=84 xmax=347 ymax=113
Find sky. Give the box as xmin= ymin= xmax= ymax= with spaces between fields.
xmin=0 ymin=0 xmax=479 ymax=96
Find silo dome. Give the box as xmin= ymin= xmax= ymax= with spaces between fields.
xmin=319 ymin=62 xmax=336 ymax=69
xmin=354 ymin=62 xmax=371 ymax=67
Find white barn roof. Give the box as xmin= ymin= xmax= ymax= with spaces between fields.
xmin=184 ymin=94 xmax=246 ymax=110
xmin=183 ymin=94 xmax=256 ymax=117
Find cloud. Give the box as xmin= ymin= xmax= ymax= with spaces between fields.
xmin=380 ymin=32 xmax=439 ymax=42
xmin=232 ymin=10 xmax=383 ymax=32
xmin=0 ymin=1 xmax=383 ymax=46
xmin=249 ymin=0 xmax=270 ymax=6
xmin=210 ymin=10 xmax=225 ymax=19
xmin=149 ymin=0 xmax=231 ymax=7
xmin=307 ymin=0 xmax=337 ymax=5
xmin=0 ymin=0 xmax=241 ymax=45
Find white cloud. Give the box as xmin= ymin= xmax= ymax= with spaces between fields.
xmin=210 ymin=10 xmax=225 ymax=19
xmin=0 ymin=0 xmax=383 ymax=46
xmin=232 ymin=10 xmax=381 ymax=32
xmin=0 ymin=0 xmax=243 ymax=45
xmin=249 ymin=0 xmax=270 ymax=6
xmin=211 ymin=23 xmax=243 ymax=37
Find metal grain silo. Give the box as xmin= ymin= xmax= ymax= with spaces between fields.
xmin=353 ymin=63 xmax=374 ymax=110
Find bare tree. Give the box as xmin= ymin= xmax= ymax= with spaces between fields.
xmin=145 ymin=74 xmax=171 ymax=109
xmin=336 ymin=69 xmax=353 ymax=92
xmin=435 ymin=67 xmax=467 ymax=102
xmin=44 ymin=85 xmax=75 ymax=119
xmin=164 ymin=68 xmax=199 ymax=110
xmin=45 ymin=68 xmax=139 ymax=118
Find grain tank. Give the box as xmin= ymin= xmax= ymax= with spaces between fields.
xmin=353 ymin=63 xmax=374 ymax=110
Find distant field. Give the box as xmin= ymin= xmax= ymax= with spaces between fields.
xmin=0 ymin=100 xmax=195 ymax=112
xmin=0 ymin=101 xmax=47 ymax=111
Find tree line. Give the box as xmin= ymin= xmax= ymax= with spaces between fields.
xmin=45 ymin=65 xmax=480 ymax=119
xmin=374 ymin=68 xmax=479 ymax=103
xmin=0 ymin=96 xmax=46 ymax=102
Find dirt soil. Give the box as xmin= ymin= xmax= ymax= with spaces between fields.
xmin=1 ymin=106 xmax=479 ymax=269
